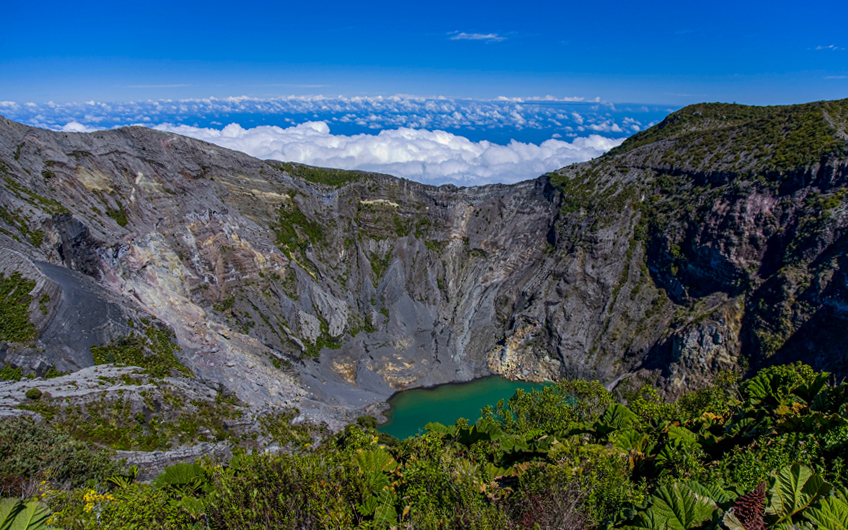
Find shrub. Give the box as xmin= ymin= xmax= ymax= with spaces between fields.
xmin=90 ymin=323 xmax=190 ymax=378
xmin=0 ymin=418 xmax=124 ymax=488
xmin=0 ymin=272 xmax=37 ymax=343
xmin=0 ymin=365 xmax=23 ymax=381
xmin=355 ymin=415 xmax=378 ymax=429
xmin=25 ymin=388 xmax=42 ymax=401
xmin=50 ymin=483 xmax=198 ymax=530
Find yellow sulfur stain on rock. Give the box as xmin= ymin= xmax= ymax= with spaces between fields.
xmin=75 ymin=166 xmax=114 ymax=192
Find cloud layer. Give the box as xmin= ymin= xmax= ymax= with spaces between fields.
xmin=154 ymin=121 xmax=623 ymax=186
xmin=0 ymin=95 xmax=665 ymax=140
xmin=0 ymin=94 xmax=670 ymax=185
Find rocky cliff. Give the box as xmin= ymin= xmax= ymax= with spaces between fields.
xmin=1 ymin=98 xmax=847 ymax=432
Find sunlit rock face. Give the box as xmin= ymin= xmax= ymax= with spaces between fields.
xmin=2 ymin=100 xmax=848 ymax=424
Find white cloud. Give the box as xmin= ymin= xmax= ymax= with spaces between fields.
xmin=61 ymin=121 xmax=99 ymax=133
xmin=154 ymin=121 xmax=622 ymax=186
xmin=449 ymin=32 xmax=505 ymax=42
xmin=586 ymin=120 xmax=623 ymax=133
xmin=816 ymin=44 xmax=844 ymax=51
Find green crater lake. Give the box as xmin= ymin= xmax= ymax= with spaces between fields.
xmin=378 ymin=376 xmax=549 ymax=439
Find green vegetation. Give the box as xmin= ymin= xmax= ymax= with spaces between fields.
xmin=90 ymin=323 xmax=191 ymax=378
xmin=368 ymin=250 xmax=393 ymax=284
xmin=609 ymin=99 xmax=848 ymax=172
xmin=25 ymin=388 xmax=42 ymax=401
xmin=0 ymin=417 xmax=123 ymax=489
xmin=106 ymin=205 xmax=129 ymax=227
xmin=259 ymin=410 xmax=313 ymax=448
xmin=29 ymin=229 xmax=44 ymax=247
xmin=301 ymin=319 xmax=343 ymax=359
xmin=0 ymin=365 xmax=23 ymax=381
xmin=38 ymin=294 xmax=50 ymax=315
xmin=5 ymin=361 xmax=844 ymax=529
xmin=212 ymin=295 xmax=235 ymax=313
xmin=0 ymin=271 xmax=37 ymax=343
xmin=275 ymin=201 xmax=325 ymax=257
xmin=0 ymin=498 xmax=52 ymax=530
xmin=423 ymin=239 xmax=442 ymax=252
xmin=355 ymin=201 xmax=410 ymax=242
xmin=393 ymin=214 xmax=411 ymax=237
xmin=414 ymin=216 xmax=432 ymax=239
xmin=0 ymin=203 xmax=45 ymax=247
xmin=3 ymin=177 xmax=69 ymax=215
xmin=43 ymin=365 xmax=67 ymax=379
xmin=549 ymin=167 xmax=640 ymax=223
xmin=268 ymin=161 xmax=368 ymax=187
xmin=10 ymin=374 xmax=246 ymax=452
xmin=52 ymin=390 xmax=243 ymax=451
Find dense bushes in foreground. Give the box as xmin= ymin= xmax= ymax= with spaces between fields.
xmin=3 ymin=362 xmax=848 ymax=529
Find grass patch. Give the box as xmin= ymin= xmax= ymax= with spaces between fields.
xmin=0 ymin=365 xmax=23 ymax=381
xmin=0 ymin=271 xmax=37 ymax=343
xmin=107 ymin=206 xmax=129 ymax=227
xmin=268 ymin=161 xmax=368 ymax=187
xmin=90 ymin=324 xmax=191 ymax=378
xmin=275 ymin=202 xmax=324 ymax=257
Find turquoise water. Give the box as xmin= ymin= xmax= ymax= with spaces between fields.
xmin=377 ymin=377 xmax=548 ymax=439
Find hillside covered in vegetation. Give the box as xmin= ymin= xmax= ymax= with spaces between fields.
xmin=2 ymin=362 xmax=847 ymax=529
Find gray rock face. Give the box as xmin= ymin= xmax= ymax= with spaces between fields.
xmin=2 ymin=101 xmax=848 ymax=427
xmin=116 ymin=443 xmax=233 ymax=481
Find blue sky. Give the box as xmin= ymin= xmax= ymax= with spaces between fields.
xmin=2 ymin=0 xmax=846 ymax=105
xmin=1 ymin=0 xmax=846 ymax=185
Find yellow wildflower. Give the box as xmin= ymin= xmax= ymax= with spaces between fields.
xmin=82 ymin=489 xmax=114 ymax=513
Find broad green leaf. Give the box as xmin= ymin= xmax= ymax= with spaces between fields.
xmin=803 ymin=495 xmax=848 ymax=530
xmin=498 ymin=435 xmax=530 ymax=453
xmin=354 ymin=448 xmax=398 ymax=476
xmin=595 ymin=403 xmax=639 ymax=435
xmin=796 ymin=372 xmax=830 ymax=403
xmin=625 ymin=509 xmax=666 ymax=530
xmin=645 ymin=483 xmax=716 ymax=530
xmin=372 ymin=489 xmax=398 ymax=524
xmin=766 ymin=464 xmax=832 ymax=525
xmin=654 ymin=443 xmax=677 ymax=469
xmin=154 ymin=462 xmax=206 ymax=490
xmin=743 ymin=363 xmax=822 ymax=408
xmin=722 ymin=510 xmax=747 ymax=530
xmin=7 ymin=501 xmax=52 ymax=530
xmin=726 ymin=417 xmax=759 ymax=439
xmin=611 ymin=429 xmax=654 ymax=454
xmin=774 ymin=522 xmax=815 ymax=530
xmin=0 ymin=499 xmax=23 ymax=530
xmin=482 ymin=463 xmax=509 ymax=482
xmin=424 ymin=422 xmax=455 ymax=435
xmin=357 ymin=495 xmax=379 ymax=517
xmin=668 ymin=426 xmax=700 ymax=448
xmin=473 ymin=419 xmax=505 ymax=440
xmin=743 ymin=375 xmax=772 ymax=403
xmin=685 ymin=480 xmax=737 ymax=505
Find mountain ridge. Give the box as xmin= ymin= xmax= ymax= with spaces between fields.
xmin=1 ymin=99 xmax=847 ymax=436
